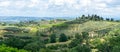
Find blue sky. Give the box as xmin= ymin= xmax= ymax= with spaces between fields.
xmin=0 ymin=0 xmax=120 ymax=18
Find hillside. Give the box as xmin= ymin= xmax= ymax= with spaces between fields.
xmin=46 ymin=20 xmax=120 ymax=43
xmin=43 ymin=20 xmax=120 ymax=52
xmin=0 ymin=15 xmax=120 ymax=52
xmin=49 ymin=20 xmax=120 ymax=36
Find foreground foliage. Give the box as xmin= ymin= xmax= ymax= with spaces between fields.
xmin=0 ymin=44 xmax=28 ymax=52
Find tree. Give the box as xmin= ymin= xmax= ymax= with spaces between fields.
xmin=69 ymin=39 xmax=80 ymax=48
xmin=97 ymin=42 xmax=111 ymax=52
xmin=110 ymin=18 xmax=114 ymax=21
xmin=3 ymin=27 xmax=22 ymax=33
xmin=106 ymin=18 xmax=110 ymax=21
xmin=69 ymin=33 xmax=83 ymax=48
xmin=16 ymin=21 xmax=25 ymax=27
xmin=0 ymin=44 xmax=28 ymax=52
xmin=28 ymin=20 xmax=37 ymax=24
xmin=39 ymin=48 xmax=52 ymax=52
xmin=24 ymin=41 xmax=45 ymax=52
xmin=70 ymin=45 xmax=91 ymax=52
xmin=36 ymin=30 xmax=41 ymax=36
xmin=82 ymin=32 xmax=89 ymax=39
xmin=100 ymin=17 xmax=104 ymax=21
xmin=1 ymin=22 xmax=7 ymax=26
xmin=59 ymin=33 xmax=67 ymax=42
xmin=81 ymin=15 xmax=86 ymax=19
xmin=50 ymin=34 xmax=56 ymax=43
xmin=109 ymin=35 xmax=120 ymax=52
xmin=24 ymin=31 xmax=45 ymax=52
xmin=75 ymin=33 xmax=82 ymax=39
xmin=112 ymin=46 xmax=120 ymax=52
xmin=4 ymin=37 xmax=27 ymax=49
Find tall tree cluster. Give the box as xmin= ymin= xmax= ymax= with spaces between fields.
xmin=50 ymin=33 xmax=68 ymax=43
xmin=77 ymin=14 xmax=104 ymax=21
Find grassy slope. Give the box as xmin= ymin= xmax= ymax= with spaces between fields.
xmin=0 ymin=21 xmax=65 ymax=37
xmin=46 ymin=21 xmax=120 ymax=46
xmin=1 ymin=21 xmax=120 ymax=36
xmin=52 ymin=21 xmax=120 ymax=36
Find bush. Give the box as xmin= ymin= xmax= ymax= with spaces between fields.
xmin=59 ymin=33 xmax=67 ymax=42
xmin=112 ymin=46 xmax=120 ymax=52
xmin=3 ymin=27 xmax=22 ymax=33
xmin=47 ymin=45 xmax=58 ymax=50
xmin=47 ymin=44 xmax=68 ymax=50
xmin=50 ymin=34 xmax=56 ymax=43
xmin=69 ymin=39 xmax=81 ymax=48
xmin=0 ymin=44 xmax=28 ymax=52
xmin=39 ymin=48 xmax=52 ymax=52
xmin=70 ymin=45 xmax=91 ymax=52
xmin=24 ymin=41 xmax=45 ymax=52
xmin=4 ymin=37 xmax=27 ymax=49
xmin=82 ymin=32 xmax=89 ymax=39
xmin=23 ymin=29 xmax=30 ymax=33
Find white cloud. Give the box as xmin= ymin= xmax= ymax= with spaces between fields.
xmin=49 ymin=0 xmax=65 ymax=5
xmin=28 ymin=0 xmax=39 ymax=7
xmin=93 ymin=0 xmax=113 ymax=3
xmin=0 ymin=1 xmax=11 ymax=7
xmin=14 ymin=1 xmax=26 ymax=9
xmin=0 ymin=0 xmax=120 ymax=17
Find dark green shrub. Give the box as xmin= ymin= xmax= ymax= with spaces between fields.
xmin=59 ymin=33 xmax=67 ymax=42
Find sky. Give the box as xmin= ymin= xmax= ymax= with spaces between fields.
xmin=0 ymin=0 xmax=120 ymax=18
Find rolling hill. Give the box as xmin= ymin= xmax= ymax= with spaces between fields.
xmin=48 ymin=21 xmax=120 ymax=37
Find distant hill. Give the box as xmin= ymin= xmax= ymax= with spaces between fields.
xmin=0 ymin=16 xmax=75 ymax=23
xmin=0 ymin=16 xmax=55 ymax=22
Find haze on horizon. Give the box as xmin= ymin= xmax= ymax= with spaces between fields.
xmin=0 ymin=0 xmax=120 ymax=18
